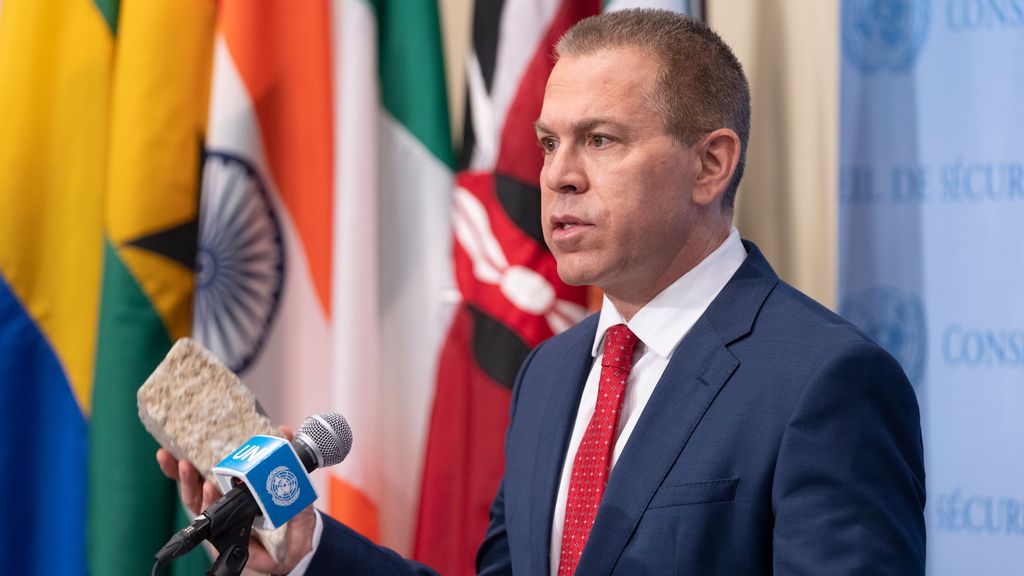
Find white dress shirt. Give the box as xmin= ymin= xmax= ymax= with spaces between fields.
xmin=549 ymin=227 xmax=747 ymax=575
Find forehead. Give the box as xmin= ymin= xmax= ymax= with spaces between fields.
xmin=538 ymin=46 xmax=661 ymax=131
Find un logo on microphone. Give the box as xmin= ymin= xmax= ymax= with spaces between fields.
xmin=842 ymin=0 xmax=930 ymax=74
xmin=266 ymin=466 xmax=302 ymax=507
xmin=842 ymin=286 xmax=927 ymax=386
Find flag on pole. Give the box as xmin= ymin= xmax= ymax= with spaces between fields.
xmin=331 ymin=0 xmax=456 ymax=551
xmin=87 ymin=1 xmax=216 ymax=574
xmin=412 ymin=2 xmax=599 ymax=573
xmin=194 ymin=0 xmax=454 ymax=556
xmin=0 ymin=0 xmax=112 ymax=572
xmin=0 ymin=0 xmax=216 ymax=574
xmin=194 ymin=3 xmax=338 ymax=555
xmin=414 ymin=2 xmax=697 ymax=573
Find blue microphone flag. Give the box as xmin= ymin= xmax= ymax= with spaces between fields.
xmin=212 ymin=435 xmax=317 ymax=529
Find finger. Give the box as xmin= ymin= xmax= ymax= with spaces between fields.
xmin=178 ymin=460 xmax=203 ymax=515
xmin=284 ymin=506 xmax=317 ymax=560
xmin=243 ymin=538 xmax=277 ymax=574
xmin=202 ymin=480 xmax=222 ymax=511
xmin=278 ymin=424 xmax=295 ymax=442
xmin=254 ymin=506 xmax=317 ymax=574
xmin=156 ymin=449 xmax=180 ymax=481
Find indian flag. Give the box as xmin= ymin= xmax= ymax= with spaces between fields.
xmin=193 ymin=0 xmax=453 ymax=555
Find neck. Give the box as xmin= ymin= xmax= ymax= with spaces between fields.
xmin=605 ymin=224 xmax=731 ymax=321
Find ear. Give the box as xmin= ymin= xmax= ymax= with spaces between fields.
xmin=691 ymin=128 xmax=741 ymax=207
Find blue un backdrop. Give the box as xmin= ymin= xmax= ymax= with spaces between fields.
xmin=839 ymin=0 xmax=1024 ymax=572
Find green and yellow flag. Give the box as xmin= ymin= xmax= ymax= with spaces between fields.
xmin=89 ymin=1 xmax=215 ymax=574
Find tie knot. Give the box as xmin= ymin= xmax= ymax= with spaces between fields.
xmin=601 ymin=324 xmax=639 ymax=371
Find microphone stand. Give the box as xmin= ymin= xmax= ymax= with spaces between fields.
xmin=153 ymin=479 xmax=262 ymax=575
xmin=206 ymin=512 xmax=257 ymax=575
xmin=204 ymin=482 xmax=262 ymax=576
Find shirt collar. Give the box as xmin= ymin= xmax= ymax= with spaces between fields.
xmin=592 ymin=227 xmax=748 ymax=359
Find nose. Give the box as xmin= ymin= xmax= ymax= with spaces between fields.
xmin=542 ymin=146 xmax=587 ymax=195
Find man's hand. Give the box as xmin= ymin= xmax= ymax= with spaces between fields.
xmin=155 ymin=427 xmax=317 ymax=574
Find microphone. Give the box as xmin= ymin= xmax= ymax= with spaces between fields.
xmin=154 ymin=412 xmax=352 ymax=568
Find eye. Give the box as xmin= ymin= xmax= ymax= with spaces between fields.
xmin=590 ymin=134 xmax=611 ymax=148
xmin=538 ymin=136 xmax=558 ymax=153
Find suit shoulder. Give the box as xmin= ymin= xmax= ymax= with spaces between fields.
xmin=759 ymin=280 xmax=879 ymax=351
xmin=734 ymin=280 xmax=913 ymax=392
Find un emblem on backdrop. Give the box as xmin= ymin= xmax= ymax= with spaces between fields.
xmin=841 ymin=286 xmax=927 ymax=385
xmin=842 ymin=0 xmax=930 ymax=74
xmin=193 ymin=151 xmax=285 ymax=374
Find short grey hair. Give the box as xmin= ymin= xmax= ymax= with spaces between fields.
xmin=556 ymin=9 xmax=751 ymax=208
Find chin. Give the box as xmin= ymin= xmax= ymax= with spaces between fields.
xmin=554 ymin=259 xmax=598 ymax=287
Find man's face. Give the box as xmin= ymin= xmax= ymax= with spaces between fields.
xmin=536 ymin=46 xmax=702 ymax=301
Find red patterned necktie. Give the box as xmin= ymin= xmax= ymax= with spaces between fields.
xmin=558 ymin=323 xmax=640 ymax=576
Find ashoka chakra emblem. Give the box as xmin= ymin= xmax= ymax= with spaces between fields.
xmin=193 ymin=151 xmax=285 ymax=374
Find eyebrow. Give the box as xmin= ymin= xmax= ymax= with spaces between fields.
xmin=534 ymin=117 xmax=630 ymax=136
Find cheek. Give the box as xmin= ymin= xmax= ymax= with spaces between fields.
xmin=603 ymin=179 xmax=686 ymax=240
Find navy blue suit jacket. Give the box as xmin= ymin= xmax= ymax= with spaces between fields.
xmin=308 ymin=243 xmax=926 ymax=575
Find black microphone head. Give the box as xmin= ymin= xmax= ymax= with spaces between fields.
xmin=296 ymin=413 xmax=353 ymax=469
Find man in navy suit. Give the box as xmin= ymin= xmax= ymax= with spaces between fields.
xmin=161 ymin=9 xmax=925 ymax=575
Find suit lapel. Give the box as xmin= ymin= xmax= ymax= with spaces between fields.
xmin=528 ymin=317 xmax=598 ymax=575
xmin=574 ymin=316 xmax=738 ymax=575
xmin=576 ymin=242 xmax=779 ymax=575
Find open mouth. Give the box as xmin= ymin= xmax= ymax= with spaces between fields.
xmin=549 ymin=216 xmax=592 ymax=245
xmin=552 ymin=215 xmax=590 ymax=231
